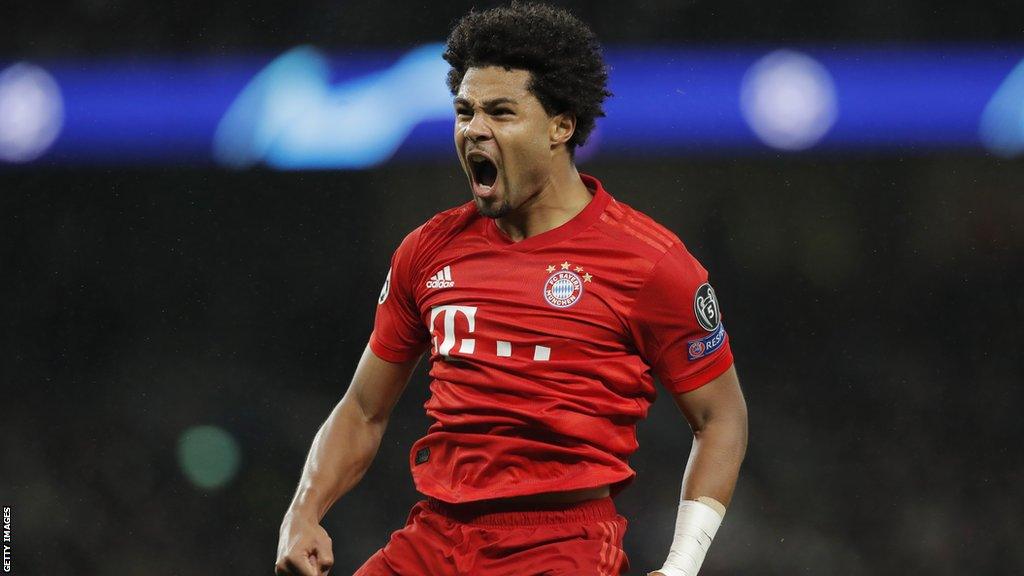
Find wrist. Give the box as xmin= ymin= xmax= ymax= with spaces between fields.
xmin=656 ymin=498 xmax=725 ymax=576
xmin=282 ymin=502 xmax=321 ymax=529
xmin=286 ymin=484 xmax=332 ymax=522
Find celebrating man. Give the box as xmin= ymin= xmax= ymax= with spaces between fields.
xmin=275 ymin=3 xmax=747 ymax=575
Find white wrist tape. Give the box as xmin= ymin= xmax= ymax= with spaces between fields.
xmin=657 ymin=499 xmax=724 ymax=576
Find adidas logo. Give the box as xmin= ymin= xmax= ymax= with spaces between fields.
xmin=426 ymin=266 xmax=455 ymax=289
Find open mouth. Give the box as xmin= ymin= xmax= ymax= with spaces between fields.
xmin=470 ymin=155 xmax=498 ymax=188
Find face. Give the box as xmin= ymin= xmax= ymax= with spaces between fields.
xmin=454 ymin=66 xmax=565 ymax=219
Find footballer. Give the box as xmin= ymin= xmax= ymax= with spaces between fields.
xmin=275 ymin=3 xmax=748 ymax=575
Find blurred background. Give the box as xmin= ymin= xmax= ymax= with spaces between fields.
xmin=2 ymin=1 xmax=1023 ymax=574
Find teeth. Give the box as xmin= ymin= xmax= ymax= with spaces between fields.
xmin=471 ymin=156 xmax=486 ymax=163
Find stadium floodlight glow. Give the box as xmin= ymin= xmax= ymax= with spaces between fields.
xmin=979 ymin=57 xmax=1024 ymax=157
xmin=4 ymin=45 xmax=1023 ymax=166
xmin=213 ymin=44 xmax=451 ymax=169
xmin=740 ymin=50 xmax=838 ymax=151
xmin=0 ymin=63 xmax=64 ymax=163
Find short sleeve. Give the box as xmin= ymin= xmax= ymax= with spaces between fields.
xmin=369 ymin=227 xmax=430 ymax=362
xmin=627 ymin=244 xmax=734 ymax=394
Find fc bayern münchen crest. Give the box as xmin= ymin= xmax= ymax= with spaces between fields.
xmin=543 ymin=261 xmax=593 ymax=308
xmin=544 ymin=271 xmax=584 ymax=308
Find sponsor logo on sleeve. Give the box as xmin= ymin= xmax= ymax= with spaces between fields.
xmin=694 ymin=283 xmax=721 ymax=332
xmin=687 ymin=323 xmax=726 ymax=361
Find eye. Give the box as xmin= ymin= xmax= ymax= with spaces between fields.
xmin=492 ymin=108 xmax=513 ymax=116
xmin=455 ymin=108 xmax=472 ymax=118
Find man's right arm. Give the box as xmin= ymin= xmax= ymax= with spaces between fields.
xmin=275 ymin=343 xmax=423 ymax=576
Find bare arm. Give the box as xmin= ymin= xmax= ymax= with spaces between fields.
xmin=649 ymin=365 xmax=747 ymax=576
xmin=276 ymin=344 xmax=422 ymax=576
xmin=674 ymin=364 xmax=748 ymax=508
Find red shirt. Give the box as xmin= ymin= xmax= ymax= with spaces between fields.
xmin=370 ymin=174 xmax=733 ymax=503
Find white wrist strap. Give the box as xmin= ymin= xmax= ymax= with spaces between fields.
xmin=657 ymin=499 xmax=724 ymax=576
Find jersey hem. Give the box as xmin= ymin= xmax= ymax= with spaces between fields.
xmin=662 ymin=346 xmax=734 ymax=394
xmin=369 ymin=334 xmax=424 ymax=363
xmin=415 ymin=468 xmax=635 ymax=505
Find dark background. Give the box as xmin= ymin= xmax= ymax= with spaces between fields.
xmin=3 ymin=1 xmax=1023 ymax=575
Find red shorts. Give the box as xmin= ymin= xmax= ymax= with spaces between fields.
xmin=354 ymin=497 xmax=629 ymax=576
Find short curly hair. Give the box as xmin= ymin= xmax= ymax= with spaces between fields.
xmin=443 ymin=2 xmax=612 ymax=154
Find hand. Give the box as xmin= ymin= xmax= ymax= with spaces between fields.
xmin=275 ymin=511 xmax=335 ymax=575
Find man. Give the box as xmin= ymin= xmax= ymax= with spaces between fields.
xmin=275 ymin=3 xmax=747 ymax=575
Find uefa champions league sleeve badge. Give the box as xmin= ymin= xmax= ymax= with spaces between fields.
xmin=693 ymin=283 xmax=720 ymax=331
xmin=688 ymin=283 xmax=726 ymax=360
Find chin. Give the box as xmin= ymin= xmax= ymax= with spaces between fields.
xmin=475 ymin=198 xmax=510 ymax=219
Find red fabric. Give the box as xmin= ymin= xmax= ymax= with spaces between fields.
xmin=369 ymin=174 xmax=734 ymax=503
xmin=353 ymin=498 xmax=629 ymax=576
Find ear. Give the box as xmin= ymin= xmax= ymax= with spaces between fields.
xmin=549 ymin=112 xmax=576 ymax=149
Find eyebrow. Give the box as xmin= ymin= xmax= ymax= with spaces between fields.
xmin=454 ymin=97 xmax=519 ymax=108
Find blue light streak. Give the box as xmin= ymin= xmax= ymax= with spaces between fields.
xmin=1 ymin=45 xmax=1021 ymax=167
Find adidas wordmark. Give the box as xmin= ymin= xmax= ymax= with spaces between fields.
xmin=426 ymin=266 xmax=455 ymax=289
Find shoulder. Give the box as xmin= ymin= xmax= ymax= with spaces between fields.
xmin=601 ymin=202 xmax=714 ymax=324
xmin=420 ymin=200 xmax=479 ymax=239
xmin=409 ymin=201 xmax=479 ymax=253
xmin=594 ymin=196 xmax=700 ymax=277
xmin=392 ymin=200 xmax=479 ymax=265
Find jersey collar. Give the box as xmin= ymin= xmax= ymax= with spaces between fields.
xmin=484 ymin=173 xmax=611 ymax=252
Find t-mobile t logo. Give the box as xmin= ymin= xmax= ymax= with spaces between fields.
xmin=428 ymin=305 xmax=552 ymax=361
xmin=429 ymin=305 xmax=477 ymax=357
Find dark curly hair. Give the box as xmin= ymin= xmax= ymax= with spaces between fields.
xmin=443 ymin=2 xmax=612 ymax=154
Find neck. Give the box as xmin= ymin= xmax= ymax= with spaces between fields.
xmin=495 ymin=162 xmax=593 ymax=242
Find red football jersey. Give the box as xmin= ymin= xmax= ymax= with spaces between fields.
xmin=369 ymin=174 xmax=733 ymax=503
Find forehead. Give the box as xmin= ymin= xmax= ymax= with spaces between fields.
xmin=456 ymin=66 xmax=536 ymax=104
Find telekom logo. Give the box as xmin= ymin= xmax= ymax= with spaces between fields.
xmin=429 ymin=305 xmax=551 ymax=361
xmin=429 ymin=305 xmax=477 ymax=357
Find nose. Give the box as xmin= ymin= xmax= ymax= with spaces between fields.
xmin=463 ymin=113 xmax=492 ymax=142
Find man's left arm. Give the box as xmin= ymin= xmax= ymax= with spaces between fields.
xmin=674 ymin=363 xmax=747 ymax=508
xmin=650 ymin=363 xmax=747 ymax=576
xmin=623 ymin=242 xmax=748 ymax=575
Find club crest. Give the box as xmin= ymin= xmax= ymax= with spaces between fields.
xmin=543 ymin=261 xmax=592 ymax=308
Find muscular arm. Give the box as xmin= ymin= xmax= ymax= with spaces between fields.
xmin=649 ymin=365 xmax=747 ymax=576
xmin=276 ymin=344 xmax=422 ymax=575
xmin=286 ymin=344 xmax=421 ymax=520
xmin=674 ymin=364 xmax=748 ymax=508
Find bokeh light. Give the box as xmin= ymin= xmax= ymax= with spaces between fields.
xmin=177 ymin=425 xmax=242 ymax=490
xmin=740 ymin=49 xmax=838 ymax=151
xmin=0 ymin=62 xmax=64 ymax=162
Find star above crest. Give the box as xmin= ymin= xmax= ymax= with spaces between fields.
xmin=545 ymin=262 xmax=594 ymax=283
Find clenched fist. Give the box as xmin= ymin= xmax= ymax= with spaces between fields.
xmin=275 ymin=512 xmax=335 ymax=576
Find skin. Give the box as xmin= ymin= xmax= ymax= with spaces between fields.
xmin=454 ymin=66 xmax=592 ymax=241
xmin=275 ymin=65 xmax=748 ymax=575
xmin=275 ymin=345 xmax=422 ymax=576
xmin=648 ymin=365 xmax=748 ymax=576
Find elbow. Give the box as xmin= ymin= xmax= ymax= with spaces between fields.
xmin=694 ymin=396 xmax=748 ymax=451
xmin=335 ymin=396 xmax=391 ymax=443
